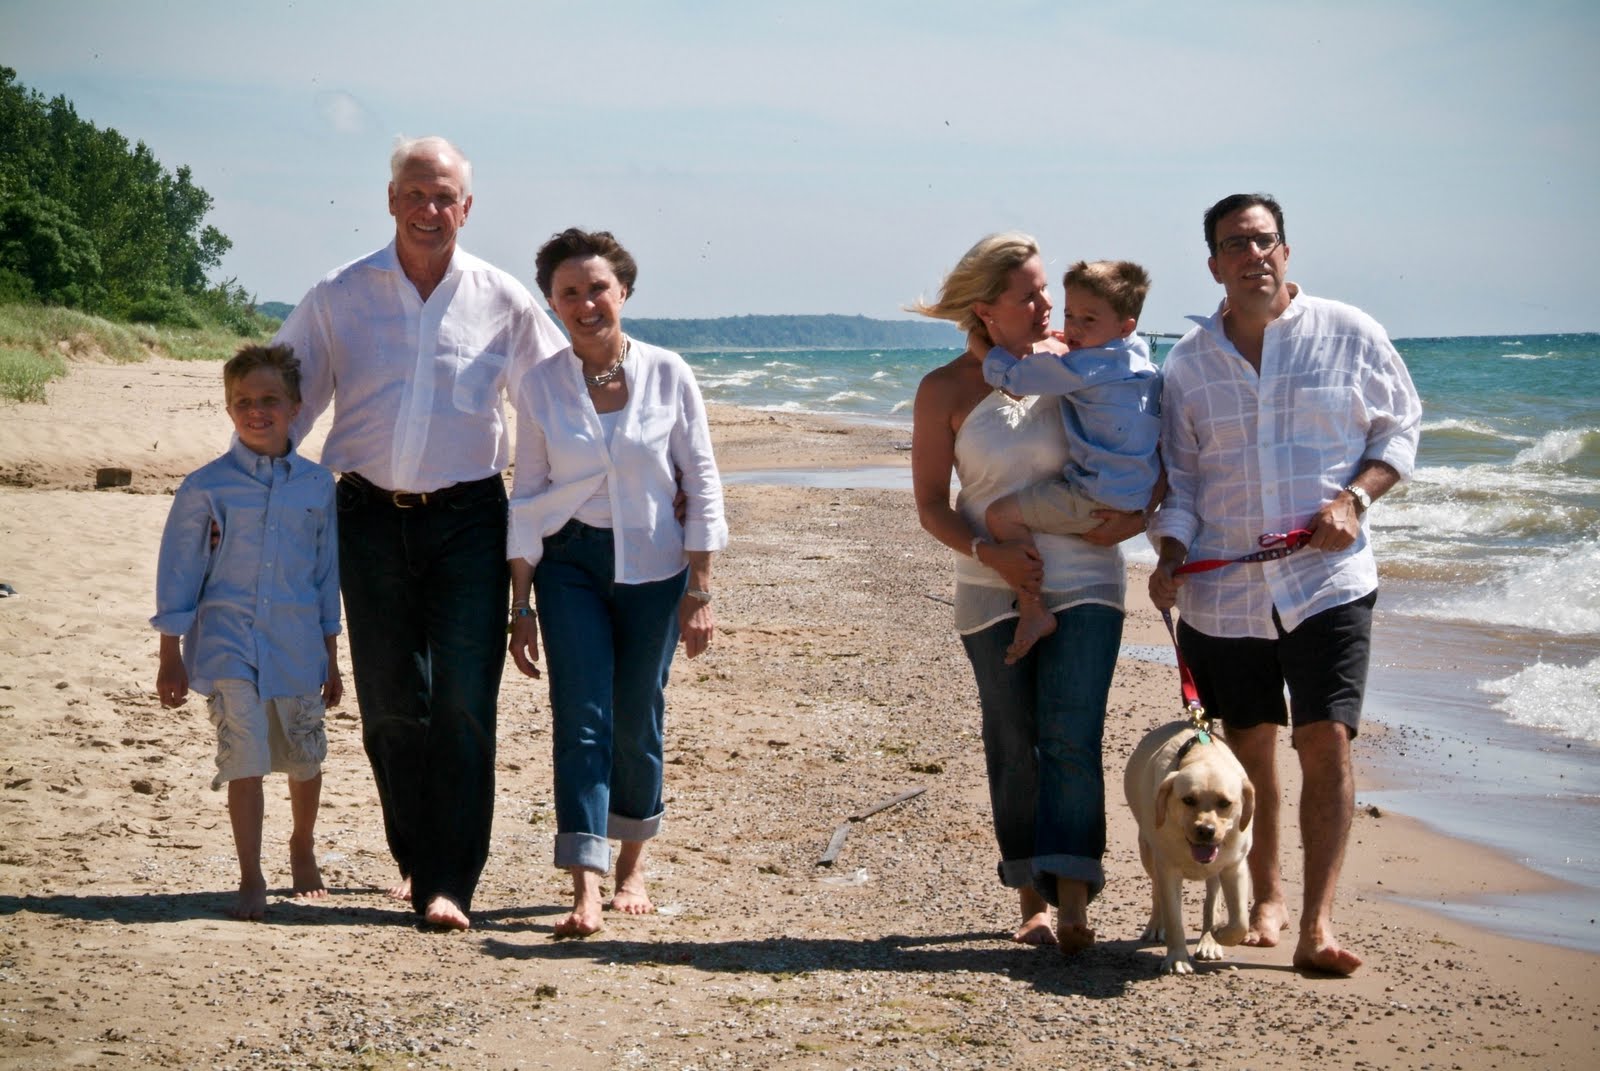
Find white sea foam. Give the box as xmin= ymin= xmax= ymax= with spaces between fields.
xmin=1514 ymin=427 xmax=1597 ymax=466
xmin=1414 ymin=540 xmax=1600 ymax=635
xmin=1420 ymin=417 xmax=1532 ymax=442
xmin=825 ymin=391 xmax=875 ymax=403
xmin=1480 ymin=656 xmax=1600 ymax=743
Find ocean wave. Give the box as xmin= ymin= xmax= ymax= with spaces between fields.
xmin=1479 ymin=656 xmax=1600 ymax=744
xmin=825 ymin=390 xmax=876 ymax=404
xmin=1420 ymin=417 xmax=1533 ymax=442
xmin=1513 ymin=427 xmax=1599 ymax=467
xmin=1408 ymin=540 xmax=1600 ymax=636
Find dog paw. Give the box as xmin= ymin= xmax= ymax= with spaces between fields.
xmin=1195 ymin=933 xmax=1225 ymax=961
xmin=1160 ymin=953 xmax=1195 ymax=975
xmin=1140 ymin=923 xmax=1165 ymax=943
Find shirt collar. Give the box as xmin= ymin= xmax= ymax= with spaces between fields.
xmin=228 ymin=435 xmax=302 ymax=476
xmin=1187 ymin=282 xmax=1304 ymax=340
xmin=377 ymin=239 xmax=466 ymax=284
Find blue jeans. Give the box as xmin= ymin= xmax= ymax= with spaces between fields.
xmin=534 ymin=520 xmax=686 ymax=873
xmin=961 ymin=603 xmax=1123 ymax=905
xmin=336 ymin=474 xmax=509 ymax=914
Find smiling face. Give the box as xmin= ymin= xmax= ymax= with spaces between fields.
xmin=973 ymin=254 xmax=1052 ymax=353
xmin=1208 ymin=204 xmax=1291 ymax=316
xmin=388 ymin=148 xmax=472 ymax=268
xmin=226 ymin=367 xmax=300 ymax=458
xmin=1061 ymin=286 xmax=1136 ymax=350
xmin=548 ymin=255 xmax=630 ymax=355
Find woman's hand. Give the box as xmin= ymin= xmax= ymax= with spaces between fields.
xmin=678 ymin=596 xmax=714 ymax=659
xmin=977 ymin=539 xmax=1043 ymax=596
xmin=508 ymin=613 xmax=542 ymax=678
xmin=1080 ymin=508 xmax=1146 ymax=547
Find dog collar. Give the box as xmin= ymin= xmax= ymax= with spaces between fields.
xmin=1174 ymin=729 xmax=1212 ymax=765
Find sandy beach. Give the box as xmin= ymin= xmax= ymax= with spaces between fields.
xmin=2 ymin=355 xmax=1597 ymax=1070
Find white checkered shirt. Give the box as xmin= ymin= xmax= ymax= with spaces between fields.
xmin=1149 ymin=287 xmax=1422 ymax=637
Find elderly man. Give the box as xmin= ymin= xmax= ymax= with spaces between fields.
xmin=275 ymin=136 xmax=565 ymax=929
xmin=1148 ymin=193 xmax=1422 ymax=975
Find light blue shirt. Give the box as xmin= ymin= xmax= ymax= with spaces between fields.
xmin=982 ymin=334 xmax=1162 ymax=512
xmin=151 ymin=438 xmax=341 ymax=699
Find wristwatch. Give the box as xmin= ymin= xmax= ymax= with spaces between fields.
xmin=1343 ymin=484 xmax=1372 ymax=514
xmin=686 ymin=588 xmax=713 ymax=604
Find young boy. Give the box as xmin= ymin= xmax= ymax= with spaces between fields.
xmin=152 ymin=343 xmax=342 ymax=920
xmin=979 ymin=260 xmax=1161 ymax=664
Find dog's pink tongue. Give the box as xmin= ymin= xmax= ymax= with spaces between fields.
xmin=1191 ymin=843 xmax=1219 ymax=865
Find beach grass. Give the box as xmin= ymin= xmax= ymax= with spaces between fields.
xmin=0 ymin=344 xmax=66 ymax=403
xmin=0 ymin=303 xmax=258 ymax=397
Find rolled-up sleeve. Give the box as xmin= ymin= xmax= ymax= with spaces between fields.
xmin=1360 ymin=336 xmax=1423 ymax=480
xmin=669 ymin=368 xmax=728 ymax=554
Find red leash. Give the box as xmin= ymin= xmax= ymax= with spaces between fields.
xmin=1158 ymin=528 xmax=1314 ymax=718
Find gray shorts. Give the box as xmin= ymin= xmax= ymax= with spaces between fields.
xmin=207 ymin=679 xmax=327 ymax=790
xmin=1015 ymin=478 xmax=1107 ymax=536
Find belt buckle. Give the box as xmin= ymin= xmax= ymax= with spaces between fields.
xmin=392 ymin=490 xmax=427 ymax=508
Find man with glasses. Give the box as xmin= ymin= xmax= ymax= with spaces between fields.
xmin=1147 ymin=193 xmax=1422 ymax=975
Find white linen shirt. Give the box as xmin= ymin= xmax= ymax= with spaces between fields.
xmin=1150 ymin=286 xmax=1422 ymax=637
xmin=275 ymin=241 xmax=566 ymax=492
xmin=507 ymin=338 xmax=728 ymax=583
xmin=151 ymin=438 xmax=340 ymax=699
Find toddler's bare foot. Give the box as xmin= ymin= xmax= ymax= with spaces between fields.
xmin=386 ymin=874 xmax=412 ymax=901
xmin=1004 ymin=606 xmax=1057 ymax=665
xmin=423 ymin=895 xmax=470 ymax=931
xmin=290 ymin=846 xmax=327 ymax=900
xmin=228 ymin=875 xmax=268 ymax=921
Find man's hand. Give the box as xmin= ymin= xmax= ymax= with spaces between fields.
xmin=1305 ymin=492 xmax=1362 ymax=553
xmin=1148 ymin=537 xmax=1189 ymax=611
xmin=508 ymin=614 xmax=542 ymax=678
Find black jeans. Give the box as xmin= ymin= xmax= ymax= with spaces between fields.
xmin=336 ymin=473 xmax=509 ymax=913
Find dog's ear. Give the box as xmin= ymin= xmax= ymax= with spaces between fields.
xmin=1154 ymin=773 xmax=1179 ymax=829
xmin=1239 ymin=778 xmax=1256 ymax=833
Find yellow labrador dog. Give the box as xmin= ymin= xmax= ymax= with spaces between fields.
xmin=1123 ymin=720 xmax=1255 ymax=974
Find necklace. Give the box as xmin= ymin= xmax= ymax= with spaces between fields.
xmin=583 ymin=338 xmax=630 ymax=388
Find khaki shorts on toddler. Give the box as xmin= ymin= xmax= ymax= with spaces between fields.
xmin=207 ymin=678 xmax=327 ymax=790
xmin=1015 ymin=478 xmax=1109 ymax=536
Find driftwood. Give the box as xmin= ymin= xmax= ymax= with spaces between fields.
xmin=816 ymin=784 xmax=928 ymax=866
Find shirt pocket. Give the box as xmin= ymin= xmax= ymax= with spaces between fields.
xmin=450 ymin=347 xmax=509 ymax=414
xmin=1293 ymin=385 xmax=1363 ymax=452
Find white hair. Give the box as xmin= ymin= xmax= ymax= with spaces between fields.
xmin=389 ymin=135 xmax=473 ymax=195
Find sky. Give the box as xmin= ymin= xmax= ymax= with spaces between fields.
xmin=3 ymin=0 xmax=1597 ymax=338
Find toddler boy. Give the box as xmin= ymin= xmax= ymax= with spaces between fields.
xmin=980 ymin=260 xmax=1161 ymax=663
xmin=152 ymin=343 xmax=342 ymax=920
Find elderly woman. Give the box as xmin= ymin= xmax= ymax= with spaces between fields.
xmin=910 ymin=233 xmax=1146 ymax=952
xmin=508 ymin=228 xmax=727 ymax=937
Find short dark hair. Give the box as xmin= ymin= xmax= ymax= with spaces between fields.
xmin=1203 ymin=193 xmax=1285 ymax=255
xmin=1062 ymin=260 xmax=1151 ymax=322
xmin=534 ymin=228 xmax=639 ymax=300
xmin=223 ymin=343 xmax=302 ymax=404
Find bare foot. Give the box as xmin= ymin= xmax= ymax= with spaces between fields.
xmin=422 ymin=895 xmax=470 ymax=931
xmin=386 ymin=874 xmax=412 ymax=901
xmin=1014 ymin=910 xmax=1055 ymax=945
xmin=1057 ymin=922 xmax=1096 ymax=955
xmin=228 ymin=875 xmax=267 ymax=921
xmin=609 ymin=844 xmax=655 ymax=915
xmin=1242 ymin=899 xmax=1290 ymax=947
xmin=290 ymin=846 xmax=327 ymax=900
xmin=1294 ymin=938 xmax=1363 ymax=976
xmin=1013 ymin=886 xmax=1054 ymax=945
xmin=555 ymin=868 xmax=604 ymax=938
xmin=1004 ymin=604 xmax=1057 ymax=665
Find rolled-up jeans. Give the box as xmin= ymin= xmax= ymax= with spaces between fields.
xmin=336 ymin=473 xmax=508 ymax=915
xmin=534 ymin=520 xmax=686 ymax=873
xmin=960 ymin=602 xmax=1123 ymax=905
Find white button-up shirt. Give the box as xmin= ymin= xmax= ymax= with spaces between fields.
xmin=1150 ymin=287 xmax=1422 ymax=637
xmin=276 ymin=242 xmax=566 ymax=492
xmin=151 ymin=438 xmax=340 ymax=699
xmin=507 ymin=338 xmax=728 ymax=583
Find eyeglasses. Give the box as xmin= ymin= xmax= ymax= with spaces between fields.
xmin=1217 ymin=232 xmax=1282 ymax=256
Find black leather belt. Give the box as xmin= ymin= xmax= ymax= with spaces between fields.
xmin=342 ymin=471 xmax=498 ymax=509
